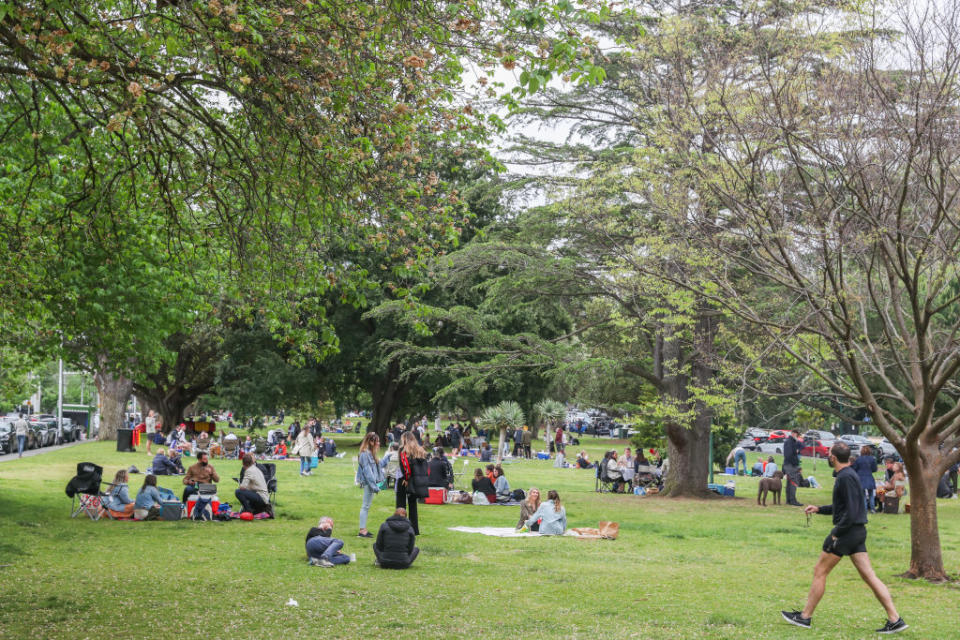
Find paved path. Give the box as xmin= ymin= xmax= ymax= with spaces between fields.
xmin=0 ymin=438 xmax=92 ymax=463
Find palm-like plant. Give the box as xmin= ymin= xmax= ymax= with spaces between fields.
xmin=534 ymin=399 xmax=566 ymax=440
xmin=479 ymin=401 xmax=525 ymax=463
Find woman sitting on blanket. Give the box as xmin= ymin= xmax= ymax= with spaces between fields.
xmin=472 ymin=468 xmax=497 ymax=505
xmin=523 ymin=490 xmax=566 ymax=535
xmin=516 ymin=487 xmax=541 ymax=531
xmin=493 ymin=464 xmax=511 ymax=502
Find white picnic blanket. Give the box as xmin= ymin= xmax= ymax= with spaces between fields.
xmin=448 ymin=526 xmax=599 ymax=538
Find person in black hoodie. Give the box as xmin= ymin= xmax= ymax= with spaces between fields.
xmin=782 ymin=442 xmax=906 ymax=634
xmin=427 ymin=448 xmax=453 ymax=490
xmin=373 ymin=508 xmax=419 ymax=569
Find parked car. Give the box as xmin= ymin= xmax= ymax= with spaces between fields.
xmin=739 ymin=428 xmax=770 ymax=450
xmin=59 ymin=418 xmax=79 ymax=442
xmin=758 ymin=440 xmax=786 ymax=454
xmin=0 ymin=420 xmax=11 ymax=453
xmin=838 ymin=433 xmax=872 ymax=454
xmin=875 ymin=438 xmax=900 ymax=459
xmin=32 ymin=419 xmax=59 ymax=447
xmin=801 ymin=438 xmax=831 ymax=459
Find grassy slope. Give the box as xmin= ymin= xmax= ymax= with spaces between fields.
xmin=0 ymin=437 xmax=957 ymax=639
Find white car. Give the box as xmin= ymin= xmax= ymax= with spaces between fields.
xmin=757 ymin=440 xmax=787 ymax=454
xmin=838 ymin=434 xmax=872 ymax=454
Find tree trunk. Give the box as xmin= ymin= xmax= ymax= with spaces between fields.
xmin=658 ymin=304 xmax=716 ymax=498
xmin=496 ymin=427 xmax=506 ymax=464
xmin=94 ymin=363 xmax=132 ymax=441
xmin=369 ymin=359 xmax=410 ymax=441
xmin=901 ymin=453 xmax=949 ymax=581
xmin=660 ymin=416 xmax=713 ymax=497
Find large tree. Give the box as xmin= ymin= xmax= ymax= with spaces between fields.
xmin=665 ymin=0 xmax=960 ymax=581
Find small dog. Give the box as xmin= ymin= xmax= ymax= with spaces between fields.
xmin=758 ymin=470 xmax=785 ymax=506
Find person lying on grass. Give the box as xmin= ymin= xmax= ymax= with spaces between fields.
xmin=305 ymin=516 xmax=351 ymax=567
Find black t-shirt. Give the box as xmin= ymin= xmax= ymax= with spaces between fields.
xmin=472 ymin=477 xmax=496 ymax=494
xmin=305 ymin=527 xmax=331 ymax=542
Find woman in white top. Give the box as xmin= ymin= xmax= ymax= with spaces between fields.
xmin=292 ymin=428 xmax=316 ymax=476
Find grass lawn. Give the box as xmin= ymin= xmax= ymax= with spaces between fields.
xmin=1 ymin=437 xmax=958 ymax=639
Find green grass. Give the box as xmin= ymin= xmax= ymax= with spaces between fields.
xmin=0 ymin=438 xmax=958 ymax=639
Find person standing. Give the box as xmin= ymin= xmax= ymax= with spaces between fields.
xmin=144 ymin=410 xmax=157 ymax=455
xmin=292 ymin=426 xmax=316 ymax=477
xmin=522 ymin=426 xmax=532 ymax=459
xmin=14 ymin=413 xmax=28 ymax=457
xmin=782 ymin=429 xmax=804 ymax=506
xmin=782 ymin=442 xmax=907 ymax=634
xmin=852 ymin=445 xmax=878 ymax=513
xmin=395 ymin=431 xmax=428 ymax=535
xmin=356 ymin=433 xmax=384 ymax=538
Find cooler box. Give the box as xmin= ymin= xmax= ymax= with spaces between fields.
xmin=723 ymin=487 xmax=735 ymax=497
xmin=425 ymin=487 xmax=446 ymax=505
xmin=187 ymin=497 xmax=220 ymax=517
xmin=725 ymin=466 xmax=736 ymax=475
xmin=536 ymin=452 xmax=550 ymax=460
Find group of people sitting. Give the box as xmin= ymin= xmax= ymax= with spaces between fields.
xmin=516 ymin=488 xmax=567 ymax=535
xmin=305 ymin=510 xmax=420 ymax=569
xmin=470 ymin=464 xmax=514 ymax=504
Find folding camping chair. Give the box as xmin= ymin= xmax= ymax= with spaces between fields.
xmin=595 ymin=462 xmax=613 ymax=493
xmin=221 ymin=438 xmax=239 ymax=459
xmin=452 ymin=458 xmax=469 ymax=490
xmin=258 ymin=462 xmax=278 ymax=506
xmin=67 ymin=462 xmax=104 ymax=520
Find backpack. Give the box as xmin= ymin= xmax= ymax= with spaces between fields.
xmin=511 ymin=489 xmax=526 ymax=502
xmin=407 ymin=457 xmax=430 ymax=499
xmin=192 ymin=496 xmax=213 ymax=521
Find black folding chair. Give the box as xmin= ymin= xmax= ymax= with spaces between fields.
xmin=66 ymin=462 xmax=104 ymax=520
xmin=257 ymin=462 xmax=277 ymax=506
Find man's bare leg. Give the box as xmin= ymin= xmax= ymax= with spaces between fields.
xmin=802 ymin=551 xmax=843 ymax=618
xmin=850 ymin=552 xmax=899 ymax=622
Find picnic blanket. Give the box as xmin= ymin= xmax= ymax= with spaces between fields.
xmin=447 ymin=526 xmax=611 ymax=539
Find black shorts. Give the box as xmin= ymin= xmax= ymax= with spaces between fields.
xmin=823 ymin=525 xmax=867 ymax=557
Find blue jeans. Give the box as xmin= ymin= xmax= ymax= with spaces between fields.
xmin=864 ymin=488 xmax=876 ymax=513
xmin=305 ymin=536 xmax=350 ymax=564
xmin=359 ymin=485 xmax=376 ymax=531
xmin=734 ymin=450 xmax=747 ymax=474
xmin=300 ymin=456 xmax=309 ymax=474
xmin=17 ymin=435 xmax=25 ymax=455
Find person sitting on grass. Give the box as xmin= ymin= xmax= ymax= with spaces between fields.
xmin=763 ymin=456 xmax=779 ymax=478
xmin=472 ymin=468 xmax=497 ymax=505
xmin=373 ymin=508 xmax=419 ymax=569
xmin=103 ymin=469 xmax=135 ymax=518
xmin=479 ymin=442 xmax=493 ymax=462
xmin=494 ymin=464 xmax=512 ymax=502
xmin=305 ymin=516 xmax=351 ymax=567
xmin=516 ymin=487 xmax=542 ymax=531
xmin=576 ymin=451 xmax=595 ymax=469
xmin=485 ymin=464 xmax=497 ymax=485
xmin=273 ymin=440 xmax=288 ymax=459
xmin=151 ymin=448 xmax=180 ymax=475
xmin=523 ymin=490 xmax=566 ymax=535
xmin=134 ymin=474 xmax=164 ymax=520
xmin=324 ymin=437 xmax=337 ymax=458
xmin=235 ymin=453 xmax=271 ymax=516
xmin=752 ymin=458 xmax=765 ymax=477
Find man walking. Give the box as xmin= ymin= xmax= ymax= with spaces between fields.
xmin=14 ymin=413 xmax=29 ymax=457
xmin=781 ymin=442 xmax=907 ymax=634
xmin=783 ymin=429 xmax=804 ymax=506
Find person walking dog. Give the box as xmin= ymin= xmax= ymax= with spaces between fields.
xmin=781 ymin=442 xmax=907 ymax=634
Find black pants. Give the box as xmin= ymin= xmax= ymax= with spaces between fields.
xmin=235 ymin=489 xmax=268 ymax=514
xmin=783 ymin=464 xmax=802 ymax=504
xmin=950 ymin=469 xmax=958 ymax=494
xmin=395 ymin=481 xmax=419 ymax=535
xmin=182 ymin=485 xmax=198 ymax=504
xmin=373 ymin=545 xmax=420 ymax=569
xmin=523 ymin=444 xmax=531 ymax=458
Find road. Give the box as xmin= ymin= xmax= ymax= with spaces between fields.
xmin=0 ymin=438 xmax=92 ymax=463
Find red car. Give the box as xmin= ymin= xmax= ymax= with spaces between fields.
xmin=766 ymin=430 xmax=790 ymax=441
xmin=801 ymin=439 xmax=830 ymax=459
